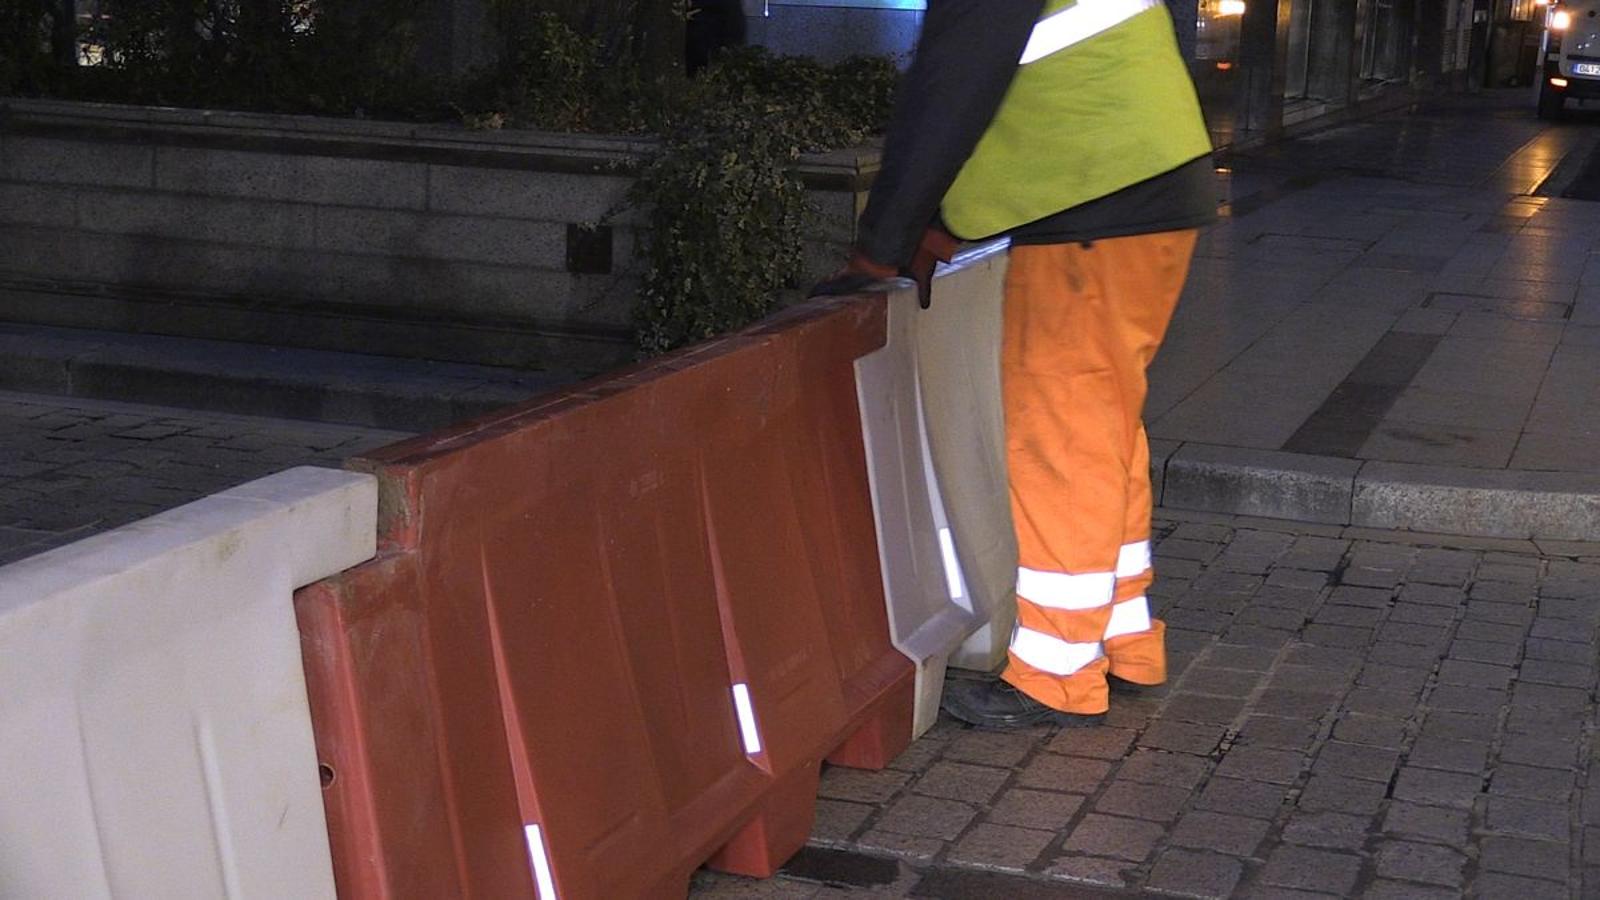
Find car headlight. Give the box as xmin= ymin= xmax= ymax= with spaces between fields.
xmin=1553 ymin=9 xmax=1572 ymax=29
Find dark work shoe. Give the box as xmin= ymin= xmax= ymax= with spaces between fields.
xmin=1108 ymin=673 xmax=1157 ymax=694
xmin=941 ymin=678 xmax=1106 ymax=730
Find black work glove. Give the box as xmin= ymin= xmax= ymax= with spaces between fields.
xmin=810 ymin=228 xmax=960 ymax=308
xmin=809 ymin=250 xmax=901 ymax=298
xmin=905 ymin=227 xmax=958 ymax=309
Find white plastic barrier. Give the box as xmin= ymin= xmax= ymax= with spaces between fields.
xmin=856 ymin=279 xmax=980 ymax=737
xmin=917 ymin=242 xmax=1017 ymax=672
xmin=0 ymin=466 xmax=377 ymax=900
xmin=855 ymin=241 xmax=1017 ymax=737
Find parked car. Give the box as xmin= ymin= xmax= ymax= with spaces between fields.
xmin=1539 ymin=0 xmax=1600 ymax=117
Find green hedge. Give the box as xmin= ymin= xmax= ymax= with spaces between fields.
xmin=0 ymin=3 xmax=898 ymax=356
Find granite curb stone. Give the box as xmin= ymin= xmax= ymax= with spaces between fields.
xmin=1157 ymin=441 xmax=1600 ymax=541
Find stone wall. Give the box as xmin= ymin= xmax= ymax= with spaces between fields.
xmin=0 ymin=99 xmax=876 ymax=373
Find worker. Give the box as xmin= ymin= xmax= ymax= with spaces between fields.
xmin=813 ymin=0 xmax=1215 ymax=728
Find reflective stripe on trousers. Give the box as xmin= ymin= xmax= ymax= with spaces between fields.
xmin=1010 ymin=595 xmax=1154 ymax=672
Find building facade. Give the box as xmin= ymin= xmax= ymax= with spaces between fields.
xmin=746 ymin=0 xmax=1500 ymax=146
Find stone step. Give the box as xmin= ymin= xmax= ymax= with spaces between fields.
xmin=0 ymin=321 xmax=579 ymax=432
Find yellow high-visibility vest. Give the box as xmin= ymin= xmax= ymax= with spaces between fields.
xmin=941 ymin=0 xmax=1214 ymax=239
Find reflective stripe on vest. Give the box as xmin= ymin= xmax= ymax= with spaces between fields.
xmin=1019 ymin=0 xmax=1164 ymax=65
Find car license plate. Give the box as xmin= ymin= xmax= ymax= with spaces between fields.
xmin=1574 ymin=62 xmax=1600 ymax=76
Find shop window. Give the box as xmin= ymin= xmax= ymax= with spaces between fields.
xmin=1361 ymin=0 xmax=1415 ymax=82
xmin=1196 ymin=0 xmax=1245 ymax=65
xmin=1284 ymin=0 xmax=1316 ymax=98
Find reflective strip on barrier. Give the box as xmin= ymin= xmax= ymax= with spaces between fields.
xmin=1116 ymin=540 xmax=1152 ymax=579
xmin=525 ymin=824 xmax=558 ymax=900
xmin=1019 ymin=0 xmax=1163 ymax=64
xmin=731 ymin=683 xmax=763 ymax=756
xmin=1016 ymin=566 xmax=1115 ymax=610
xmin=1104 ymin=596 xmax=1153 ymax=639
xmin=1011 ymin=626 xmax=1104 ymax=675
xmin=937 ymin=527 xmax=967 ymax=602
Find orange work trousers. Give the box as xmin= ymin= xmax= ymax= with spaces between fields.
xmin=999 ymin=229 xmax=1198 ymax=715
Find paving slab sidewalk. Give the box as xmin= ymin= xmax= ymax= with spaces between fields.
xmin=1140 ymin=91 xmax=1600 ymax=538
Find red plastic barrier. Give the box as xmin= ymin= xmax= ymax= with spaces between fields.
xmin=295 ymin=296 xmax=914 ymax=899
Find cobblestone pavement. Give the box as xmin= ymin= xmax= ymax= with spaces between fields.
xmin=0 ymin=390 xmax=409 ymax=566
xmin=693 ymin=513 xmax=1600 ymax=899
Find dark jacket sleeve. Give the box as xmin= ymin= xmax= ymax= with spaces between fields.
xmin=854 ymin=0 xmax=1047 ymax=268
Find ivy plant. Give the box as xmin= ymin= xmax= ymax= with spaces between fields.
xmin=628 ymin=49 xmax=896 ymax=353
